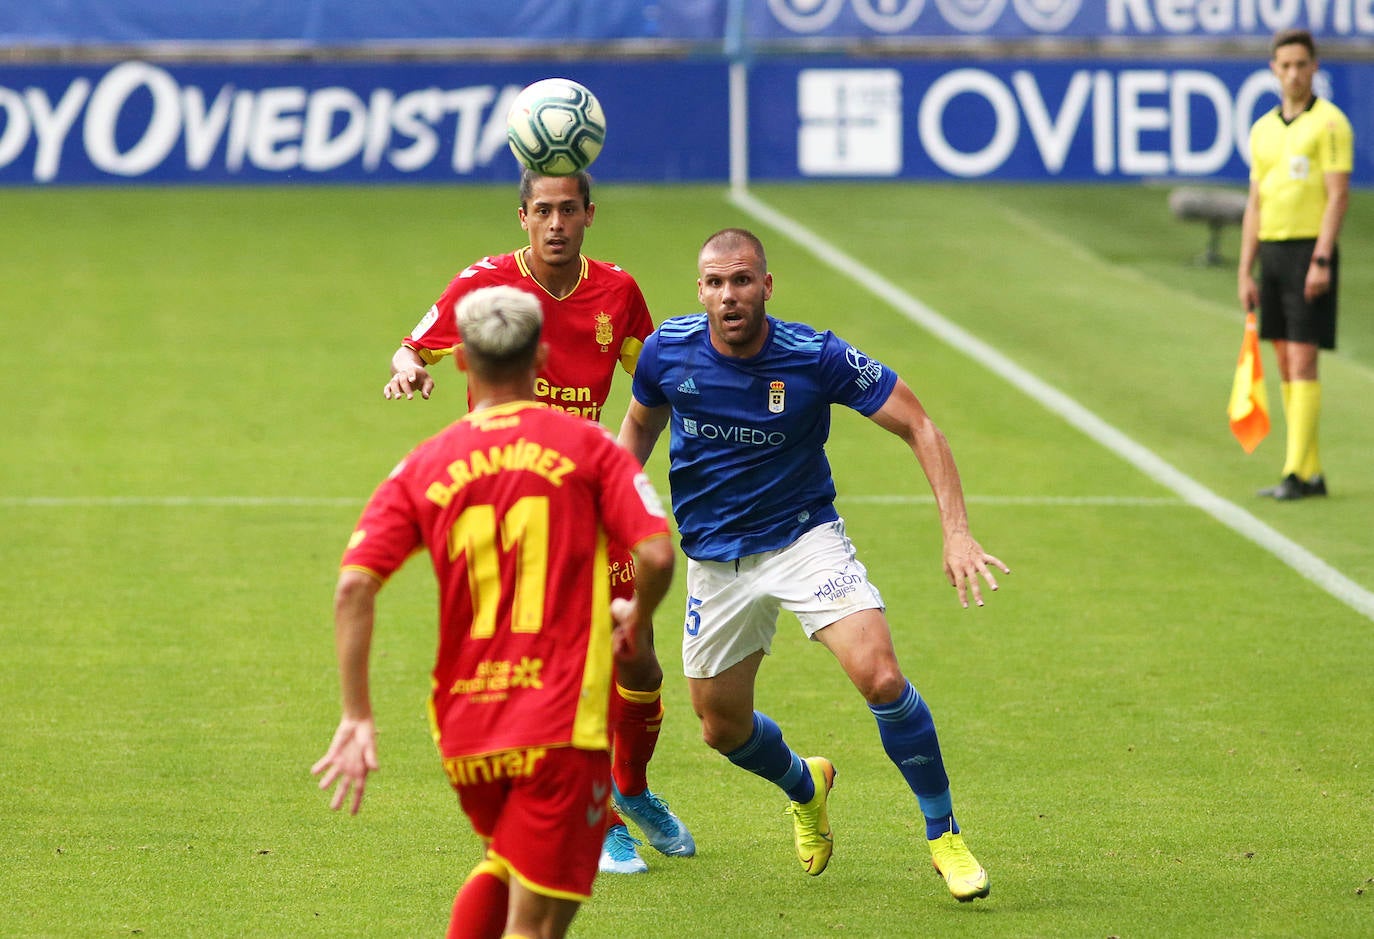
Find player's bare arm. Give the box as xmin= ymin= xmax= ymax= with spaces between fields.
xmin=384 ymin=345 xmax=435 ymax=400
xmin=1305 ymin=170 xmax=1350 ymax=302
xmin=617 ymin=398 xmax=671 ymax=467
xmin=312 ymin=570 xmax=382 ymax=814
xmin=1238 ymin=179 xmax=1263 ymax=311
xmin=869 ymin=379 xmax=1009 ymax=608
xmin=612 ymin=532 xmax=675 ymax=661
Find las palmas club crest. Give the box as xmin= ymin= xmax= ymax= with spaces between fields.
xmin=595 ymin=312 xmax=613 ymax=351
xmin=768 ymin=380 xmax=786 ymax=413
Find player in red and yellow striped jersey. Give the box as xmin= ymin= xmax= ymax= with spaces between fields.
xmin=382 ymin=169 xmax=693 ymax=874
xmin=315 ymin=286 xmax=674 ymax=939
xmin=386 ymin=170 xmax=652 ymax=422
xmin=396 ymin=246 xmax=651 ymax=425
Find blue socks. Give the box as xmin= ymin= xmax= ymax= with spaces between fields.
xmin=723 ymin=685 xmax=961 ymax=838
xmin=870 ymin=680 xmax=960 ymax=840
xmin=724 ymin=711 xmax=815 ymax=803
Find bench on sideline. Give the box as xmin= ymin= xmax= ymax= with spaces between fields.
xmin=1168 ymin=187 xmax=1248 ymax=266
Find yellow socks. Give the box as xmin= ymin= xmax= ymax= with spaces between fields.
xmin=1280 ymin=380 xmax=1322 ymax=481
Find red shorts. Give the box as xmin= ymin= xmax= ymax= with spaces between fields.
xmin=608 ymin=542 xmax=637 ymax=602
xmin=451 ymin=746 xmax=611 ymax=900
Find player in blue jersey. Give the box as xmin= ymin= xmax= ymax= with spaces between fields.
xmin=618 ymin=228 xmax=1008 ymax=902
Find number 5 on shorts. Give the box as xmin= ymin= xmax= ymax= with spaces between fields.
xmin=685 ymin=596 xmax=703 ymax=637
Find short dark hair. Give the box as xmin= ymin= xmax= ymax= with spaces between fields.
xmin=700 ymin=228 xmax=768 ymax=270
xmin=1271 ymin=28 xmax=1316 ymax=59
xmin=519 ymin=167 xmax=592 ymax=209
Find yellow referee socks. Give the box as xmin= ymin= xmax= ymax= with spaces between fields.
xmin=1281 ymin=380 xmax=1322 ymax=481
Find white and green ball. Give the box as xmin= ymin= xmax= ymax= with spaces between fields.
xmin=505 ymin=78 xmax=606 ymax=176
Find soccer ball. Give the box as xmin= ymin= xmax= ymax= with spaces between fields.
xmin=505 ymin=78 xmax=606 ymax=176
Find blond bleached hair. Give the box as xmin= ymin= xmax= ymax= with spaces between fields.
xmin=455 ymin=285 xmax=544 ymax=370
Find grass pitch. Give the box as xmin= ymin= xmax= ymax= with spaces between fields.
xmin=2 ymin=181 xmax=1372 ymax=938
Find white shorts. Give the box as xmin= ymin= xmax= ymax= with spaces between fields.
xmin=681 ymin=518 xmax=885 ymax=679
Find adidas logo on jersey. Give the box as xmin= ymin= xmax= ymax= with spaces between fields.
xmin=677 ymin=377 xmax=701 ymax=395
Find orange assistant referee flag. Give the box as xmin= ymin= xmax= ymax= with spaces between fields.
xmin=1228 ymin=312 xmax=1269 ymax=453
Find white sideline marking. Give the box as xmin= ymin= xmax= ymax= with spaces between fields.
xmin=729 ymin=187 xmax=1374 ymax=622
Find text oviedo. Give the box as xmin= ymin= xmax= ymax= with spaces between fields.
xmin=912 ymin=66 xmax=1284 ymax=177
xmin=789 ymin=62 xmax=1302 ymax=180
xmin=0 ymin=58 xmax=1351 ymax=183
xmin=0 ymin=62 xmax=522 ymax=182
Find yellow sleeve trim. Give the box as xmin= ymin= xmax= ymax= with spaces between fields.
xmin=410 ymin=344 xmax=454 ymax=366
xmin=618 ymin=336 xmax=645 ymax=376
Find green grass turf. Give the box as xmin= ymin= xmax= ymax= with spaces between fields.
xmin=2 ymin=182 xmax=1372 ymax=937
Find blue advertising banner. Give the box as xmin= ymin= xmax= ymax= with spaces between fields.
xmin=747 ymin=58 xmax=1371 ymax=182
xmin=5 ymin=1 xmax=1372 ymax=46
xmin=752 ymin=0 xmax=1374 ymax=40
xmin=1 ymin=57 xmax=1366 ymax=186
xmin=0 ymin=1 xmax=726 ymax=46
xmin=0 ymin=60 xmax=728 ymax=186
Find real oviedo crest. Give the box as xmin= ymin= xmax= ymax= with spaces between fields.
xmin=768 ymin=380 xmax=786 ymax=413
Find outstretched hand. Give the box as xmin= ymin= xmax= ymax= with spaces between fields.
xmin=943 ymin=532 xmax=1010 ymax=609
xmin=383 ymin=367 xmax=434 ymax=400
xmin=311 ymin=715 xmax=379 ymax=815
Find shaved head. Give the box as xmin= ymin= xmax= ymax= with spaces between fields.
xmin=700 ymin=228 xmax=767 ymax=270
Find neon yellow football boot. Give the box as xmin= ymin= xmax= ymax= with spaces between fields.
xmin=786 ymin=756 xmax=836 ymax=876
xmin=929 ymin=830 xmax=990 ymax=901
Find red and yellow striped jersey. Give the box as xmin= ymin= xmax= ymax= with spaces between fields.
xmin=403 ymin=249 xmax=654 ymax=424
xmin=341 ymin=401 xmax=669 ymax=759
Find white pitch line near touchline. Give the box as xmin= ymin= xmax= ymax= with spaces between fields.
xmin=730 ymin=187 xmax=1374 ymax=623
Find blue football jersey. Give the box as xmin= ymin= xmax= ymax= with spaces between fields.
xmin=632 ymin=314 xmax=898 ymax=561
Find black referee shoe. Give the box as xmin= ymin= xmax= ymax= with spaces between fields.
xmin=1257 ymin=474 xmax=1328 ymax=500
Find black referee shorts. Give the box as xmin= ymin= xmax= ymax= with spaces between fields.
xmin=1258 ymin=239 xmax=1338 ymax=350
